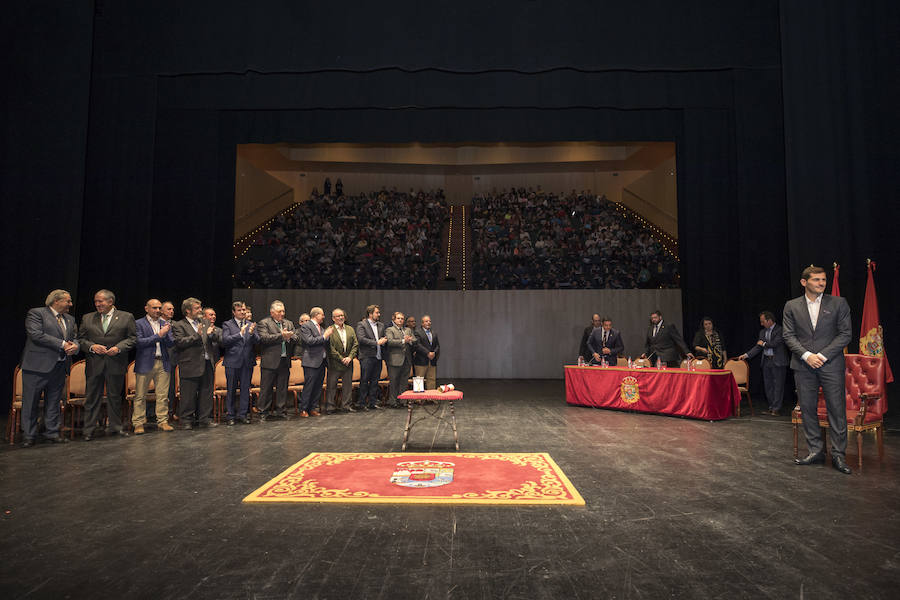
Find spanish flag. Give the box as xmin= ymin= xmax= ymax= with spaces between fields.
xmin=831 ymin=262 xmax=840 ymax=297
xmin=859 ymin=260 xmax=893 ymax=383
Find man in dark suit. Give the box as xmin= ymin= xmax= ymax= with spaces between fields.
xmin=132 ymin=298 xmax=175 ymax=434
xmin=19 ymin=289 xmax=79 ymax=446
xmin=385 ymin=311 xmax=414 ymax=408
xmin=78 ymin=289 xmax=137 ymax=440
xmin=172 ymin=297 xmax=219 ymax=429
xmin=299 ymin=306 xmax=332 ymax=417
xmin=578 ymin=314 xmax=602 ymax=362
xmin=256 ymin=300 xmax=297 ymax=421
xmin=161 ymin=301 xmax=179 ymax=421
xmin=325 ymin=307 xmax=358 ymax=413
xmin=356 ymin=304 xmax=387 ymax=410
xmin=221 ymin=301 xmax=258 ymax=425
xmin=739 ymin=310 xmax=789 ymax=416
xmin=203 ymin=307 xmax=223 ymax=365
xmin=587 ymin=317 xmax=625 ymax=366
xmin=642 ymin=310 xmax=692 ymax=368
xmin=783 ymin=265 xmax=852 ymax=474
xmin=413 ymin=314 xmax=440 ymax=390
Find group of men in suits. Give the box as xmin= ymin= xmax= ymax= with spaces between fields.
xmin=20 ymin=292 xmax=443 ymax=443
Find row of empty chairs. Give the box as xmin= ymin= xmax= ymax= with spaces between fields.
xmin=9 ymin=358 xmax=403 ymax=442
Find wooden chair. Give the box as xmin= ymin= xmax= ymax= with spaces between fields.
xmin=680 ymin=358 xmax=711 ymax=370
xmin=249 ymin=356 xmax=262 ymax=412
xmin=633 ymin=358 xmax=652 ymax=368
xmin=212 ymin=359 xmax=227 ymax=422
xmin=616 ymin=357 xmax=629 ymax=367
xmin=792 ymin=354 xmax=887 ymax=469
xmin=169 ymin=366 xmax=180 ymax=422
xmin=287 ymin=357 xmax=304 ymax=414
xmin=65 ymin=360 xmax=88 ymax=439
xmin=378 ymin=361 xmax=390 ymax=403
xmin=7 ymin=366 xmax=24 ymax=444
xmin=723 ymin=359 xmax=752 ymax=416
xmin=351 ymin=358 xmax=362 ymax=400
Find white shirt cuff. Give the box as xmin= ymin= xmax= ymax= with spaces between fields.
xmin=801 ymin=351 xmax=811 ymax=362
xmin=816 ymin=353 xmax=827 ymax=362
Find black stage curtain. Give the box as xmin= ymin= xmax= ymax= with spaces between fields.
xmin=3 ymin=1 xmax=897 ymax=411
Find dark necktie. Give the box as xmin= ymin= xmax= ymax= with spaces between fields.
xmin=57 ymin=314 xmax=66 ymax=335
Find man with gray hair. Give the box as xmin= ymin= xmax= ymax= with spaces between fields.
xmin=299 ymin=306 xmax=332 ymax=416
xmin=78 ymin=289 xmax=137 ymax=440
xmin=256 ymin=300 xmax=297 ymax=420
xmin=19 ymin=289 xmax=79 ymax=446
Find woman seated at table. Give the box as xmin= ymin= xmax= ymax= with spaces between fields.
xmin=692 ymin=317 xmax=726 ymax=369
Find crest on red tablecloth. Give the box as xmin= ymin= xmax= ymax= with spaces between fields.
xmin=390 ymin=460 xmax=455 ymax=488
xmin=620 ymin=376 xmax=639 ymax=404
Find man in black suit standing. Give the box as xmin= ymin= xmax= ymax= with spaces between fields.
xmin=78 ymin=289 xmax=137 ymax=440
xmin=413 ymin=314 xmax=440 ymax=390
xmin=256 ymin=300 xmax=297 ymax=421
xmin=739 ymin=311 xmax=789 ymax=416
xmin=587 ymin=317 xmax=625 ymax=366
xmin=578 ymin=314 xmax=602 ymax=363
xmin=642 ymin=310 xmax=692 ymax=368
xmin=783 ymin=265 xmax=852 ymax=474
xmin=356 ymin=304 xmax=387 ymax=411
xmin=19 ymin=289 xmax=79 ymax=446
xmin=172 ymin=297 xmax=219 ymax=429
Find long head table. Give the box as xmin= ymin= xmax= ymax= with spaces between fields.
xmin=564 ymin=365 xmax=739 ymax=420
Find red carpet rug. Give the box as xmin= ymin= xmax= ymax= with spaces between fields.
xmin=243 ymin=452 xmax=584 ymax=505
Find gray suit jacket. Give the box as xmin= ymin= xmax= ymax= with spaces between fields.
xmin=78 ymin=309 xmax=137 ymax=377
xmin=299 ymin=320 xmax=328 ymax=369
xmin=257 ymin=317 xmax=297 ymax=369
xmin=385 ymin=324 xmax=412 ymax=368
xmin=172 ymin=318 xmax=216 ymax=378
xmin=21 ymin=307 xmax=78 ymax=373
xmin=782 ymin=294 xmax=851 ymax=372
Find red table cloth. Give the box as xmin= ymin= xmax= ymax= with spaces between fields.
xmin=565 ymin=365 xmax=739 ymax=420
xmin=399 ymin=390 xmax=463 ymax=402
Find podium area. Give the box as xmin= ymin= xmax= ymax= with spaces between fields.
xmin=1 ymin=379 xmax=898 ymax=598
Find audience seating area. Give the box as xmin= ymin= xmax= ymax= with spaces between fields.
xmin=235 ymin=188 xmax=448 ymax=289
xmin=470 ymin=189 xmax=679 ymax=289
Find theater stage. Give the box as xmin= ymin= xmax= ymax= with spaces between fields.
xmin=1 ymin=380 xmax=898 ymax=599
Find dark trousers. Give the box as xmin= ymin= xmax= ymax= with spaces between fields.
xmin=84 ymin=368 xmax=125 ymax=435
xmin=258 ymin=359 xmax=290 ymax=415
xmin=794 ymin=364 xmax=847 ymax=457
xmin=358 ymin=357 xmax=382 ymax=407
xmin=761 ymin=358 xmax=787 ymax=412
xmin=225 ymin=363 xmax=252 ymax=419
xmin=179 ymin=362 xmax=214 ymax=424
xmin=300 ymin=363 xmax=326 ymax=412
xmin=21 ymin=362 xmax=66 ymax=440
xmin=325 ymin=363 xmax=353 ymax=409
xmin=387 ymin=362 xmax=410 ymax=406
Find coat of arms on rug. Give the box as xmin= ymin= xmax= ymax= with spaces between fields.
xmin=390 ymin=460 xmax=455 ymax=488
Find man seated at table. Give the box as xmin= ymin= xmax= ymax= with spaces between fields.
xmin=586 ymin=317 xmax=624 ymax=365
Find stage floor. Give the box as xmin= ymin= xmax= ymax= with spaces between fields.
xmin=2 ymin=380 xmax=898 ymax=599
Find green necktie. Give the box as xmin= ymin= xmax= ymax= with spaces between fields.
xmin=278 ymin=321 xmax=286 ymax=356
xmin=102 ymin=313 xmax=110 ymax=333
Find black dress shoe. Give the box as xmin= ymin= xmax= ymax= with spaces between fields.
xmin=832 ymin=455 xmax=852 ymax=474
xmin=794 ymin=453 xmax=825 ymax=466
xmin=346 ymin=406 xmax=357 ymax=413
xmin=259 ymin=414 xmax=268 ymax=422
xmin=83 ymin=434 xmax=93 ymax=441
xmin=48 ymin=436 xmax=70 ymax=444
xmin=242 ymin=416 xmax=252 ymax=424
xmin=181 ymin=423 xmax=193 ymax=431
xmin=202 ymin=421 xmax=219 ymax=428
xmin=372 ymin=404 xmax=384 ymax=410
xmin=22 ymin=439 xmax=36 ymax=448
xmin=226 ymin=419 xmax=235 ymax=426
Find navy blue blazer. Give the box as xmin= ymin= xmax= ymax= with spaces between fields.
xmin=587 ymin=327 xmax=625 ymax=364
xmin=221 ymin=318 xmax=259 ymax=369
xmin=744 ymin=323 xmax=789 ymax=367
xmin=134 ymin=316 xmax=174 ymax=374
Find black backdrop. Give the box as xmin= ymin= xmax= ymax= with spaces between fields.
xmin=3 ymin=1 xmax=898 ymax=411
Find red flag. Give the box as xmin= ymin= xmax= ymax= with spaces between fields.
xmin=831 ymin=262 xmax=841 ymax=297
xmin=859 ymin=260 xmax=893 ymax=383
